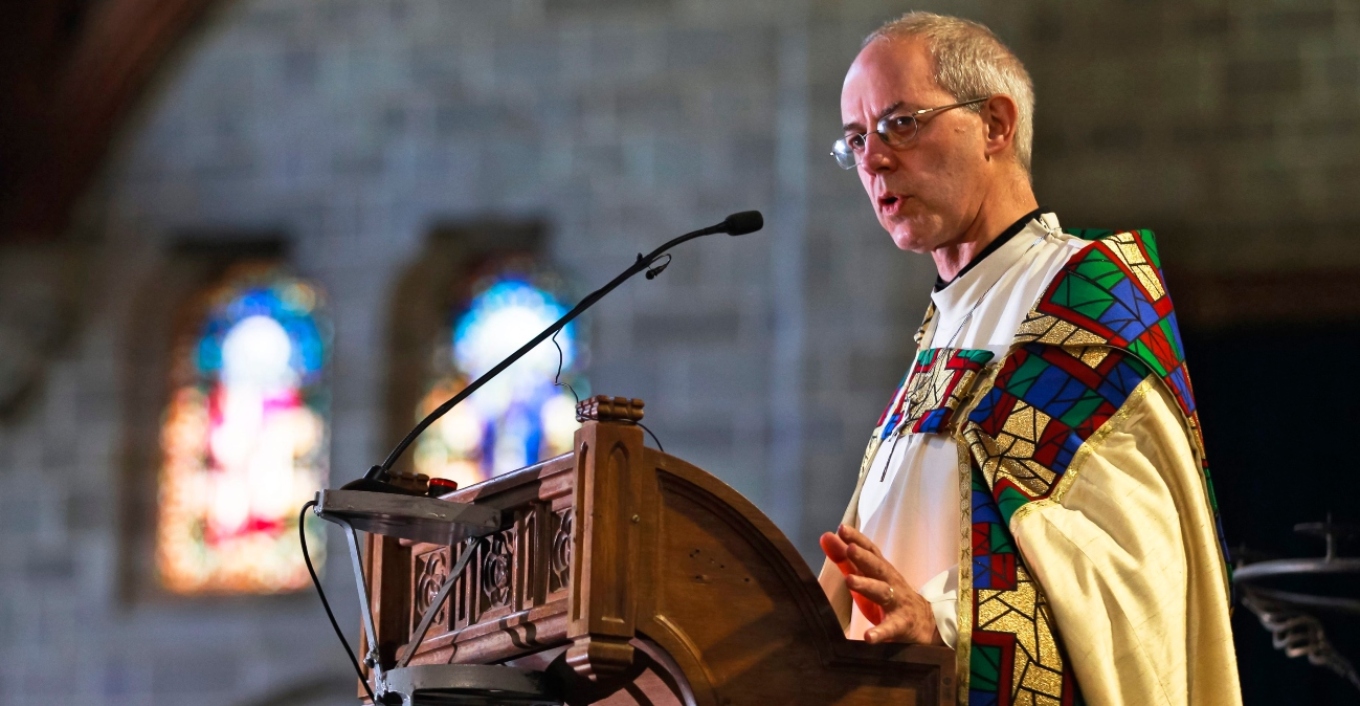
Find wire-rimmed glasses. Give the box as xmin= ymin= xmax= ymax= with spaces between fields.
xmin=831 ymin=97 xmax=990 ymax=170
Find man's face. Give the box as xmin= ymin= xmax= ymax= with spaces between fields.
xmin=841 ymin=38 xmax=990 ymax=253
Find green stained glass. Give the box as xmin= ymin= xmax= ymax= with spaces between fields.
xmin=997 ymin=485 xmax=1031 ymax=526
xmin=1054 ymin=275 xmax=1116 ymax=321
xmin=1128 ymin=339 xmax=1169 ymax=377
xmin=959 ymin=349 xmax=996 ymax=365
xmin=990 ymin=523 xmax=1015 ymax=554
xmin=971 ymin=644 xmax=1003 ymax=691
xmin=1058 ymin=388 xmax=1106 ymax=428
xmin=1006 ymin=355 xmax=1049 ymax=397
xmin=1139 ymin=229 xmax=1162 ymax=268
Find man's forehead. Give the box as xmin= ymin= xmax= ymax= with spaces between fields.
xmin=841 ymin=38 xmax=939 ymax=120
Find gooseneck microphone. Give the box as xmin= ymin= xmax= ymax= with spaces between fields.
xmin=345 ymin=210 xmax=765 ymax=491
xmin=721 ymin=210 xmax=764 ymax=236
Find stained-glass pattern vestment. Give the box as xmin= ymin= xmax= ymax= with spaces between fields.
xmin=821 ymin=227 xmax=1240 ymax=706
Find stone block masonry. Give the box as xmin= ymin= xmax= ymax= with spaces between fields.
xmin=1 ymin=0 xmax=1356 ymax=704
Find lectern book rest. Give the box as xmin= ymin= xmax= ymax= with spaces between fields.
xmin=355 ymin=396 xmax=953 ymax=705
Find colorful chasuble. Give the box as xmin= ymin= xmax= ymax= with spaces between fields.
xmin=837 ymin=227 xmax=1226 ymax=706
xmin=946 ymin=228 xmax=1228 ymax=706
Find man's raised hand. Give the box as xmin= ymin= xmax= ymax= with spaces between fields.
xmin=820 ymin=528 xmax=884 ymax=624
xmin=823 ymin=525 xmax=944 ymax=646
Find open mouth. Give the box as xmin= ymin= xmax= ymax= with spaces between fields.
xmin=878 ymin=194 xmax=901 ymax=213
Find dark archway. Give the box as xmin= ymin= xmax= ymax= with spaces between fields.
xmin=0 ymin=0 xmax=228 ymax=242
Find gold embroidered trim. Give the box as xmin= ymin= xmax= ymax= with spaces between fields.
xmin=948 ymin=361 xmax=1001 ymax=706
xmin=840 ymin=434 xmax=884 ymax=529
xmin=914 ymin=301 xmax=938 ymax=347
xmin=972 ymin=563 xmax=1067 ymax=703
xmin=955 ymin=439 xmax=974 ymax=706
xmin=938 ymin=228 xmax=1206 ymax=703
xmin=859 ymin=433 xmax=883 ymax=483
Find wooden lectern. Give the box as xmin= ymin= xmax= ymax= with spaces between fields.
xmin=361 ymin=397 xmax=953 ymax=705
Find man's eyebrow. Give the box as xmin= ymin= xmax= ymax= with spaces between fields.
xmin=842 ymin=101 xmax=904 ymax=132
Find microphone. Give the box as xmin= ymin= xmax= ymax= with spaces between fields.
xmin=346 ymin=210 xmax=765 ymax=492
xmin=722 ymin=211 xmax=764 ymax=236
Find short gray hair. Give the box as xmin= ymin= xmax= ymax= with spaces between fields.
xmin=865 ymin=12 xmax=1035 ymax=173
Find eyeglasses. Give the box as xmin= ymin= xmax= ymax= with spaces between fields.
xmin=831 ymin=97 xmax=990 ymax=170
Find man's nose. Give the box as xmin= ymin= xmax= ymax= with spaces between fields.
xmin=861 ymin=132 xmax=896 ymax=173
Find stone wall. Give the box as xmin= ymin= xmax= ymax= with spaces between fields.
xmin=0 ymin=0 xmax=1355 ymax=704
xmin=1027 ymin=0 xmax=1360 ymax=272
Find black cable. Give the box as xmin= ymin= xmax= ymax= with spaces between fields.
xmin=551 ymin=328 xmax=581 ymax=406
xmin=635 ymin=421 xmax=664 ymax=452
xmin=644 ymin=253 xmax=672 ymax=279
xmin=300 ymin=501 xmax=378 ymax=705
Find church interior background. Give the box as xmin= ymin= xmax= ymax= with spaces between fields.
xmin=1 ymin=0 xmax=1358 ymax=704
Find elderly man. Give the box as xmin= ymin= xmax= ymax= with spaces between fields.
xmin=816 ymin=12 xmax=1241 ymax=706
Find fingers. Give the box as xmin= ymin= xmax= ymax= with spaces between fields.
xmin=859 ymin=586 xmax=908 ymax=644
xmin=819 ymin=531 xmax=849 ymax=563
xmin=844 ymin=573 xmax=935 ymax=644
xmin=836 ymin=524 xmax=884 ymax=559
xmin=844 ymin=573 xmax=893 ymax=607
xmin=861 ymin=590 xmax=935 ymax=645
xmin=833 ymin=525 xmax=896 ymax=580
xmin=836 ymin=525 xmax=897 ymax=583
xmin=843 ymin=543 xmax=897 ymax=584
xmin=866 ymin=609 xmax=927 ymax=645
xmin=864 ymin=614 xmax=910 ymax=644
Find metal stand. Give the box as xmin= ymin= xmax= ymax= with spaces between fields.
xmin=1235 ymin=516 xmax=1360 ymax=690
xmin=314 ymin=490 xmax=562 ymax=706
xmin=381 ymin=665 xmax=558 ymax=706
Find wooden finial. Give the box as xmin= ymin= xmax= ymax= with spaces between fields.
xmin=576 ymin=395 xmax=645 ymax=423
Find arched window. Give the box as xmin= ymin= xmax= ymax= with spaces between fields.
xmin=156 ymin=265 xmax=330 ymax=594
xmin=413 ymin=264 xmax=586 ymax=488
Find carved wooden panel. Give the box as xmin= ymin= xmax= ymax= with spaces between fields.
xmin=364 ymin=456 xmax=568 ymax=673
xmin=550 ymin=508 xmax=573 ymax=596
xmin=412 ymin=548 xmax=450 ymax=633
xmin=477 ymin=528 xmax=514 ymax=614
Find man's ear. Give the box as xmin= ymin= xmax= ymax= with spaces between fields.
xmin=981 ymin=94 xmax=1019 ymax=160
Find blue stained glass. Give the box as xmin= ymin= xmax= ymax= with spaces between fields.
xmin=197 ymin=336 xmax=222 ymax=374
xmin=197 ymin=284 xmax=326 ymax=379
xmin=415 ymin=275 xmax=587 ymax=487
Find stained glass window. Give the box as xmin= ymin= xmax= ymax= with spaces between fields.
xmin=157 ymin=266 xmax=330 ymax=594
xmin=414 ymin=270 xmax=586 ymax=488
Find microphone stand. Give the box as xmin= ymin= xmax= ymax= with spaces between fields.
xmin=344 ymin=211 xmax=762 ymax=491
